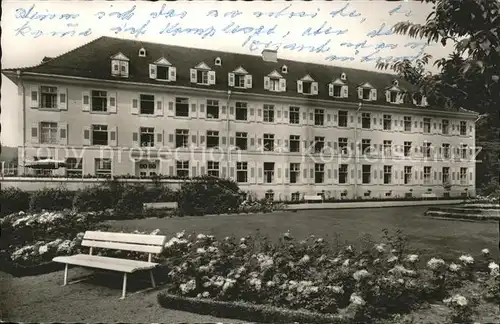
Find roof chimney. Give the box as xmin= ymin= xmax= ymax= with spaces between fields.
xmin=262 ymin=49 xmax=278 ymax=63
xmin=41 ymin=57 xmax=53 ymax=64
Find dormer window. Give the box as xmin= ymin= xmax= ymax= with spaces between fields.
xmin=357 ymin=83 xmax=377 ymax=101
xmin=190 ymin=62 xmax=215 ymax=85
xmin=281 ymin=65 xmax=288 ymax=74
xmin=228 ymin=66 xmax=252 ymax=89
xmin=110 ymin=52 xmax=129 ymax=78
xmin=215 ymin=57 xmax=222 ymax=66
xmin=329 ymin=78 xmax=348 ymax=99
xmin=340 ymin=73 xmax=347 ymax=81
xmin=413 ymin=93 xmax=427 ymax=107
xmin=392 ymin=79 xmax=399 ymax=87
xmin=385 ymin=84 xmax=403 ymax=104
xmin=264 ymin=70 xmax=286 ymax=92
xmin=297 ymin=74 xmax=318 ymax=95
xmin=139 ymin=48 xmax=147 ymax=57
xmin=149 ymin=57 xmax=176 ymax=82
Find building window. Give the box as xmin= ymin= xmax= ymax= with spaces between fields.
xmin=157 ymin=65 xmax=169 ymax=80
xmin=362 ymin=113 xmax=371 ymax=129
xmin=460 ymin=121 xmax=467 ymax=135
xmin=383 ymin=140 xmax=392 ymax=157
xmin=384 ymin=165 xmax=392 ymax=184
xmin=176 ymin=129 xmax=189 ymax=148
xmin=289 ymin=107 xmax=300 ymax=124
xmin=442 ymin=143 xmax=450 ymax=159
xmin=207 ymin=161 xmax=219 ymax=177
xmin=264 ymin=162 xmax=274 ymax=183
xmin=362 ymin=88 xmax=371 ymax=100
xmin=423 ymin=118 xmax=431 ymax=133
xmin=92 ymin=124 xmax=108 ymax=145
xmin=291 ymin=192 xmax=301 ymax=201
xmin=315 ymin=163 xmax=324 ymax=183
xmin=175 ymin=97 xmax=189 ymax=117
xmin=39 ymin=122 xmax=58 ymax=144
xmin=460 ymin=167 xmax=467 ymax=184
xmin=314 ymin=109 xmax=324 ymax=126
xmin=40 ymin=86 xmax=58 ymax=109
xmin=362 ymin=139 xmax=371 ymax=154
xmin=270 ymin=78 xmax=280 ymax=91
xmin=290 ymin=163 xmax=300 ymax=183
xmin=442 ymin=119 xmax=449 ymax=134
xmin=339 ymin=137 xmax=348 ymax=155
xmin=140 ymin=94 xmax=155 ymax=115
xmin=91 ymin=90 xmax=107 ymax=112
xmin=338 ymin=111 xmax=348 ymax=127
xmin=235 ymin=132 xmax=247 ymax=150
xmin=140 ymin=127 xmax=155 ymax=147
xmin=362 ymin=165 xmax=371 ymax=184
xmin=263 ymin=104 xmax=275 ymax=122
xmin=235 ymin=102 xmax=247 ymax=120
xmin=442 ymin=167 xmax=450 ymax=185
xmin=314 ymin=136 xmax=325 ymax=153
xmin=461 ymin=144 xmax=468 ymax=159
xmin=197 ymin=70 xmax=209 ymax=85
xmin=289 ymin=135 xmax=300 ymax=153
xmin=404 ymin=141 xmax=412 ymax=157
xmin=333 ymin=85 xmax=342 ymax=97
xmin=95 ymin=158 xmax=112 ymax=177
xmin=207 ymin=100 xmax=219 ymax=119
xmin=404 ymin=116 xmax=412 ymax=131
xmin=339 ymin=164 xmax=348 ymax=184
xmin=66 ymin=158 xmax=82 ymax=177
xmin=423 ymin=142 xmax=431 ymax=158
xmin=236 ymin=162 xmax=248 ymax=183
xmin=263 ymin=134 xmax=274 ymax=151
xmin=234 ymin=74 xmax=245 ymax=88
xmin=383 ymin=114 xmax=392 ymax=130
xmin=207 ymin=130 xmax=219 ymax=148
xmin=389 ymin=91 xmax=398 ymax=103
xmin=404 ymin=166 xmax=412 ymax=184
xmin=265 ymin=191 xmax=275 ymax=201
xmin=424 ymin=166 xmax=431 ymax=184
xmin=302 ymin=81 xmax=312 ymax=94
xmin=176 ymin=160 xmax=189 ymax=178
xmin=138 ymin=161 xmax=158 ymax=178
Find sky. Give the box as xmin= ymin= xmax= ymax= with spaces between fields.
xmin=0 ymin=0 xmax=455 ymax=147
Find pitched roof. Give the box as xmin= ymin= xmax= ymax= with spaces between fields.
xmin=6 ymin=36 xmax=432 ymax=109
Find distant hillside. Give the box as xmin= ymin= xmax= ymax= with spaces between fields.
xmin=0 ymin=146 xmax=18 ymax=162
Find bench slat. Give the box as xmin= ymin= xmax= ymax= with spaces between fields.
xmin=53 ymin=254 xmax=158 ymax=273
xmin=84 ymin=231 xmax=166 ymax=246
xmin=82 ymin=240 xmax=164 ymax=254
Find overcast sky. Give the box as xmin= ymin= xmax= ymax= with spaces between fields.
xmin=1 ymin=0 xmax=454 ymax=147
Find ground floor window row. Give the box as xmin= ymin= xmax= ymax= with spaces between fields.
xmin=33 ymin=157 xmax=473 ymax=186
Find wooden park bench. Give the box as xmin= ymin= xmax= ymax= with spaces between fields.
xmin=304 ymin=195 xmax=324 ymax=203
xmin=53 ymin=231 xmax=167 ymax=299
xmin=421 ymin=193 xmax=438 ymax=200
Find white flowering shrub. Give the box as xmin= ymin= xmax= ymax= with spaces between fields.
xmin=443 ymin=294 xmax=479 ymax=323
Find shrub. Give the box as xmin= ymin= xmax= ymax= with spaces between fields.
xmin=72 ymin=185 xmax=114 ymax=212
xmin=0 ymin=187 xmax=30 ymax=216
xmin=29 ymin=187 xmax=74 ymax=212
xmin=114 ymin=184 xmax=147 ymax=217
xmin=177 ymin=176 xmax=243 ymax=216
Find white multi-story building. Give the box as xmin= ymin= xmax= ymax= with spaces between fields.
xmin=2 ymin=36 xmax=478 ymax=200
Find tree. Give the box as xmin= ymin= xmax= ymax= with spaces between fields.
xmin=377 ymin=0 xmax=500 ymax=191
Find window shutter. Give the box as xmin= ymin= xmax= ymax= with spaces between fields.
xmin=83 ymin=126 xmax=91 ymax=146
xmin=169 ymin=67 xmax=177 ymax=81
xmin=208 ymin=71 xmax=216 ymax=84
xmin=264 ymin=76 xmax=270 ymax=90
xmin=297 ymin=80 xmax=303 ymax=94
xmin=169 ymin=166 xmax=174 ymax=176
xmin=230 ymin=167 xmax=235 ymax=178
xmin=250 ymin=137 xmax=255 ymax=148
xmin=229 ymin=106 xmax=235 ymax=117
xmin=156 ymin=97 xmax=164 ymax=116
xmin=370 ymin=89 xmax=377 ymax=100
xmin=192 ymin=134 xmax=197 ymax=145
xmin=385 ymin=91 xmax=391 ymax=102
xmin=108 ymin=92 xmax=117 ymax=113
xmin=357 ymin=87 xmax=363 ymax=99
xmin=279 ymin=78 xmax=286 ymax=92
xmin=222 ymin=167 xmax=227 ymax=178
xmin=190 ymin=68 xmax=197 ymax=83
xmin=149 ymin=64 xmax=157 ymax=79
xmin=327 ymin=169 xmax=332 ymax=179
xmin=222 ymin=137 xmax=226 ymax=145
xmin=58 ymin=87 xmax=68 ymax=110
xmin=311 ymin=82 xmax=318 ymax=95
xmin=31 ymin=86 xmax=39 ymax=108
xmin=199 ymin=103 xmax=205 ymax=113
xmin=131 ymin=98 xmax=139 ymax=114
xmin=132 ymin=132 xmax=139 ymax=146
xmin=122 ymin=61 xmax=129 ymax=77
xmin=192 ymin=166 xmax=197 ymax=177
xmin=58 ymin=122 xmax=68 ymax=145
xmin=168 ymin=133 xmax=174 ymax=143
xmin=328 ymin=84 xmax=333 ymax=96
xmin=310 ymin=169 xmax=314 ymax=179
xmin=334 ymin=169 xmax=338 ymax=179
xmin=156 ymin=131 xmax=163 ymax=147
xmin=245 ymin=74 xmax=252 ymax=88
xmin=109 ymin=126 xmax=117 ymax=146
xmin=200 ymin=135 xmax=205 ymax=145
xmin=191 ymin=103 xmax=197 ymax=113
xmin=31 ymin=122 xmax=39 ymax=144
xmin=229 ymin=136 xmax=234 ymax=145
xmin=82 ymin=91 xmax=90 ymax=112
xmin=200 ymin=166 xmax=205 ymax=175
xmin=228 ymin=73 xmax=235 ymax=86
xmin=342 ymin=85 xmax=348 ymax=98
xmin=303 ymin=168 xmax=308 ymax=179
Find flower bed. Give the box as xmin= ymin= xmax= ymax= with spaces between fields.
xmin=0 ymin=210 xmax=108 ymax=276
xmin=156 ymin=230 xmax=499 ymax=322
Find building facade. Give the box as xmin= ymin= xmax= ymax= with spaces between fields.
xmin=3 ymin=36 xmax=478 ymax=200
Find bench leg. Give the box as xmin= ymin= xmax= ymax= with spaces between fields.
xmin=63 ymin=264 xmax=68 ymax=286
xmin=149 ymin=270 xmax=156 ymax=288
xmin=120 ymin=273 xmax=127 ymax=299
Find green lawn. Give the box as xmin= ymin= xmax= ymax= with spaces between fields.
xmin=107 ymin=206 xmax=499 ymax=261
